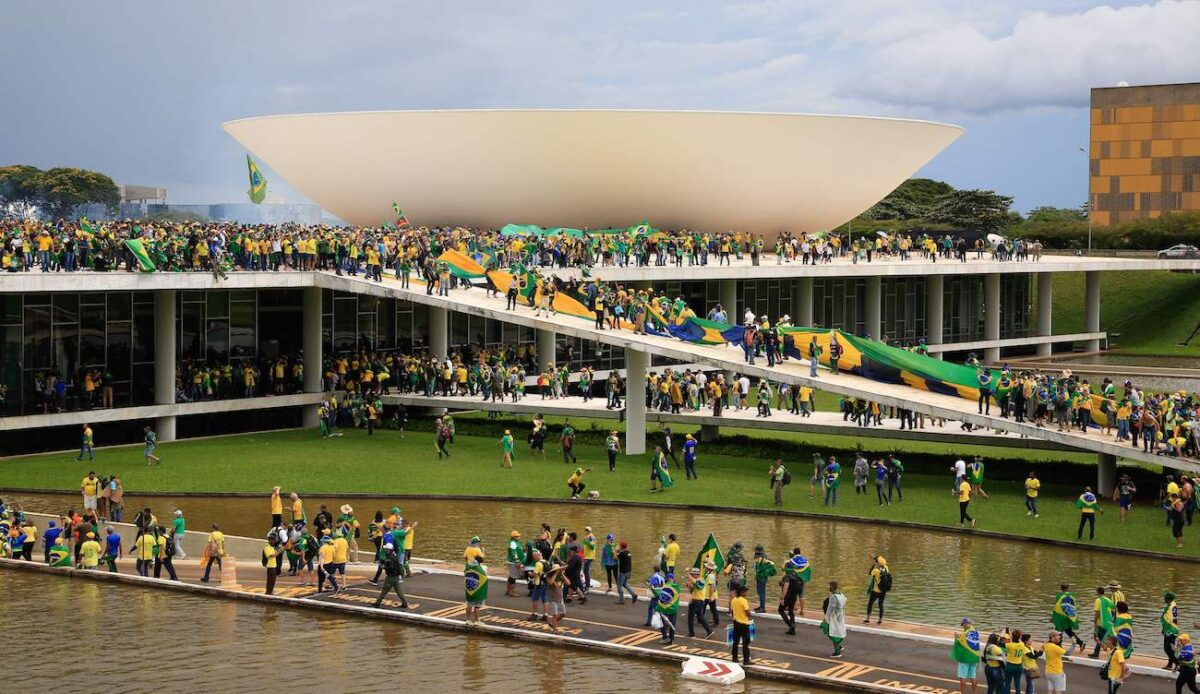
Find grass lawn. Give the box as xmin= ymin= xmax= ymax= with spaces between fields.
xmin=1050 ymin=269 xmax=1200 ymax=355
xmin=1 ymin=425 xmax=1189 ymax=556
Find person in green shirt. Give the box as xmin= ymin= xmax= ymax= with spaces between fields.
xmin=500 ymin=430 xmax=515 ymax=469
xmin=752 ymin=545 xmax=777 ymax=613
xmin=560 ymin=421 xmax=576 ymax=464
xmin=171 ymin=510 xmax=187 ymax=559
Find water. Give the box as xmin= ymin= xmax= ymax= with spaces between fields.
xmin=9 ymin=492 xmax=1197 ymax=634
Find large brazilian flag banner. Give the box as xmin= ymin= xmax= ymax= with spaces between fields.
xmin=465 ymin=563 xmax=488 ymax=602
xmin=124 ymin=239 xmax=156 ymax=272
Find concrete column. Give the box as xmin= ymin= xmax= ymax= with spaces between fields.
xmin=699 ymin=424 xmax=720 ymax=443
xmin=1097 ymin=452 xmax=1117 ymax=497
xmin=302 ymin=286 xmax=323 ymax=429
xmin=1084 ymin=270 xmax=1101 ymax=352
xmin=537 ymin=329 xmax=556 ymax=373
xmin=925 ymin=275 xmax=944 ymax=359
xmin=154 ymin=289 xmax=177 ymax=442
xmin=794 ymin=277 xmax=814 ymax=327
xmin=719 ymin=279 xmax=738 ymax=322
xmin=1036 ymin=272 xmax=1053 ymax=357
xmin=984 ymin=273 xmax=1000 ymax=363
xmin=624 ymin=348 xmax=648 ymax=455
xmin=864 ymin=276 xmax=881 ymax=339
xmin=429 ymin=306 xmax=449 ymax=358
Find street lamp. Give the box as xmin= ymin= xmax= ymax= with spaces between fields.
xmin=1078 ymin=147 xmax=1092 ymax=255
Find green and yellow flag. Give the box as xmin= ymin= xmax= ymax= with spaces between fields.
xmin=693 ymin=532 xmax=725 ymax=572
xmin=246 ymin=155 xmax=267 ymax=204
xmin=465 ymin=562 xmax=488 ymax=602
xmin=124 ymin=239 xmax=156 ymax=272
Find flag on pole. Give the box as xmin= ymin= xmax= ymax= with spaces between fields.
xmin=80 ymin=216 xmax=98 ymax=236
xmin=246 ymin=155 xmax=267 ymax=204
xmin=693 ymin=532 xmax=726 ymax=572
xmin=392 ymin=202 xmax=410 ymax=228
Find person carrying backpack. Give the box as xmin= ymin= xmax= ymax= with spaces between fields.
xmin=372 ymin=543 xmax=409 ymax=609
xmin=865 ymin=555 xmax=891 ymax=624
xmin=770 ymin=460 xmax=789 ymax=506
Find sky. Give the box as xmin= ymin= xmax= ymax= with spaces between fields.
xmin=3 ymin=0 xmax=1199 ymax=214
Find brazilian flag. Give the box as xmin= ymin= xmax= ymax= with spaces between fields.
xmin=655 ymin=581 xmax=680 ymax=616
xmin=1052 ymin=592 xmax=1080 ymax=631
xmin=247 ymin=155 xmax=267 ymax=204
xmin=693 ymin=532 xmax=726 ymax=572
xmin=49 ymin=543 xmax=71 ymax=567
xmin=655 ymin=451 xmax=674 ymax=489
xmin=465 ymin=562 xmax=489 ymax=603
xmin=1113 ymin=613 xmax=1134 ymax=656
xmin=785 ymin=555 xmax=813 ymax=583
xmin=124 ymin=239 xmax=156 ymax=272
xmin=951 ymin=628 xmax=983 ymax=663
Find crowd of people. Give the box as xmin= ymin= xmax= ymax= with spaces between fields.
xmin=2 ymin=216 xmax=1051 ymax=276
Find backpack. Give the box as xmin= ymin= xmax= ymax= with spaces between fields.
xmin=1099 ymin=654 xmax=1112 ymax=681
xmin=781 ymin=470 xmax=792 ymax=486
xmin=877 ymin=568 xmax=893 ymax=593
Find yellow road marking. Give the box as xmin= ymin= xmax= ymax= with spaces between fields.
xmin=609 ymin=630 xmax=662 ymax=646
xmin=817 ymin=663 xmax=878 ymax=679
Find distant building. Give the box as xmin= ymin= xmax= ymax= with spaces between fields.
xmin=117 ymin=184 xmax=167 ymax=205
xmin=1089 ymin=82 xmax=1200 ymax=225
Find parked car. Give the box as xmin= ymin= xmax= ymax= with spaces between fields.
xmin=1158 ymin=244 xmax=1200 ymax=259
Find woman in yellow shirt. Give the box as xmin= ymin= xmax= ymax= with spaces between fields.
xmin=1003 ymin=629 xmax=1029 ymax=694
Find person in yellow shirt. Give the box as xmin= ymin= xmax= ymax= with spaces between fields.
xmin=730 ymin=586 xmax=753 ymax=665
xmin=1040 ymin=631 xmax=1075 ymax=694
xmin=956 ymin=479 xmax=975 ymax=528
xmin=317 ymin=535 xmax=340 ymax=593
xmin=290 ymin=493 xmax=305 ymax=525
xmin=80 ymin=532 xmax=103 ymax=569
xmin=1024 ymin=471 xmax=1041 ymax=518
xmin=464 ymin=536 xmax=485 ymax=564
xmin=80 ymin=471 xmax=100 ymax=513
xmin=132 ymin=529 xmax=157 ymax=576
xmin=1003 ymin=629 xmax=1029 ymax=693
xmin=685 ymin=567 xmax=713 ymax=638
xmin=201 ymin=524 xmax=225 ymax=582
xmin=799 ymin=385 xmax=814 ymax=417
xmin=270 ymin=486 xmax=283 ymax=527
xmin=1103 ymin=634 xmax=1129 ymax=690
xmin=262 ymin=535 xmax=283 ymax=595
xmin=663 ymin=534 xmax=680 ymax=575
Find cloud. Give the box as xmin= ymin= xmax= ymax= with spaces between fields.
xmin=843 ymin=0 xmax=1200 ymax=112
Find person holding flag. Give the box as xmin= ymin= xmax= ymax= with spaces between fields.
xmin=391 ymin=202 xmax=410 ymax=228
xmin=779 ymin=548 xmax=812 ymax=634
xmin=1090 ymin=585 xmax=1115 ymax=658
xmin=1113 ymin=601 xmax=1134 ymax=658
xmin=1052 ymin=583 xmax=1087 ymax=649
xmin=655 ymin=571 xmax=680 ymax=644
xmin=464 ymin=555 xmax=489 ymax=624
xmin=951 ymin=617 xmax=983 ymax=694
xmin=821 ymin=582 xmax=848 ymax=658
xmin=1163 ymin=591 xmax=1182 ymax=671
xmin=649 ymin=445 xmax=673 ymax=492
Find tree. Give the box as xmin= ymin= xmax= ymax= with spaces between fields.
xmin=925 ymin=189 xmax=1015 ymax=232
xmin=36 ymin=167 xmax=120 ymax=220
xmin=0 ymin=165 xmax=45 ymax=219
xmin=863 ymin=178 xmax=955 ymax=220
xmin=1025 ymin=206 xmax=1087 ymax=224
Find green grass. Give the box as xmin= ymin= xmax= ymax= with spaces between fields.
xmin=1 ymin=425 xmax=1189 ymax=556
xmin=1050 ymin=270 xmax=1200 ymax=355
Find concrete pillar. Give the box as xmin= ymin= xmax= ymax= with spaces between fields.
xmin=794 ymin=277 xmax=814 ymax=327
xmin=699 ymin=424 xmax=720 ymax=443
xmin=925 ymin=275 xmax=944 ymax=359
xmin=154 ymin=289 xmax=177 ymax=442
xmin=1084 ymin=270 xmax=1101 ymax=352
xmin=429 ymin=306 xmax=449 ymax=358
xmin=719 ymin=279 xmax=738 ymax=323
xmin=864 ymin=276 xmax=881 ymax=339
xmin=984 ymin=273 xmax=1000 ymax=363
xmin=1097 ymin=452 xmax=1117 ymax=497
xmin=302 ymin=286 xmax=323 ymax=429
xmin=1036 ymin=272 xmax=1053 ymax=357
xmin=624 ymin=348 xmax=648 ymax=455
xmin=537 ymin=329 xmax=556 ymax=373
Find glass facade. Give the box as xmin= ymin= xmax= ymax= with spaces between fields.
xmin=813 ymin=278 xmax=867 ymax=335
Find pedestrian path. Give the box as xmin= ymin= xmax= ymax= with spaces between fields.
xmin=381 ymin=392 xmax=1077 ymax=453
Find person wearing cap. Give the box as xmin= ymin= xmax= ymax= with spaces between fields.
xmin=464 ymin=536 xmax=485 ymax=565
xmin=1164 ymin=591 xmax=1182 ymax=670
xmin=752 ymin=546 xmax=776 ymax=613
xmin=314 ymin=533 xmax=338 ymax=593
xmin=682 ymin=434 xmax=698 ymax=480
xmin=79 ymin=531 xmax=102 ymax=569
xmin=262 ymin=533 xmax=284 ymax=595
xmin=42 ymin=520 xmax=62 ymax=564
xmin=171 ymin=509 xmax=188 ymax=559
xmin=48 ymin=534 xmax=71 ymax=567
xmin=600 ymin=533 xmax=618 ymax=594
xmin=336 ymin=505 xmax=360 ymax=563
xmin=866 ymin=555 xmax=889 ymax=624
xmin=951 ymin=617 xmax=982 ymax=693
xmin=373 ymin=542 xmax=409 ymax=609
xmin=1175 ymin=633 xmax=1197 ymax=693
xmin=499 ymin=429 xmax=515 ymax=469
xmin=685 ymin=566 xmax=713 ymax=638
xmin=331 ymin=528 xmax=350 ymax=579
xmin=606 ymin=430 xmax=621 ymax=471
xmin=1040 ymin=630 xmax=1075 ymax=694
xmin=506 ymin=530 xmax=525 ymax=597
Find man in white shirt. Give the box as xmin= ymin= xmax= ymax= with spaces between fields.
xmin=952 ymin=459 xmax=967 ymax=489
